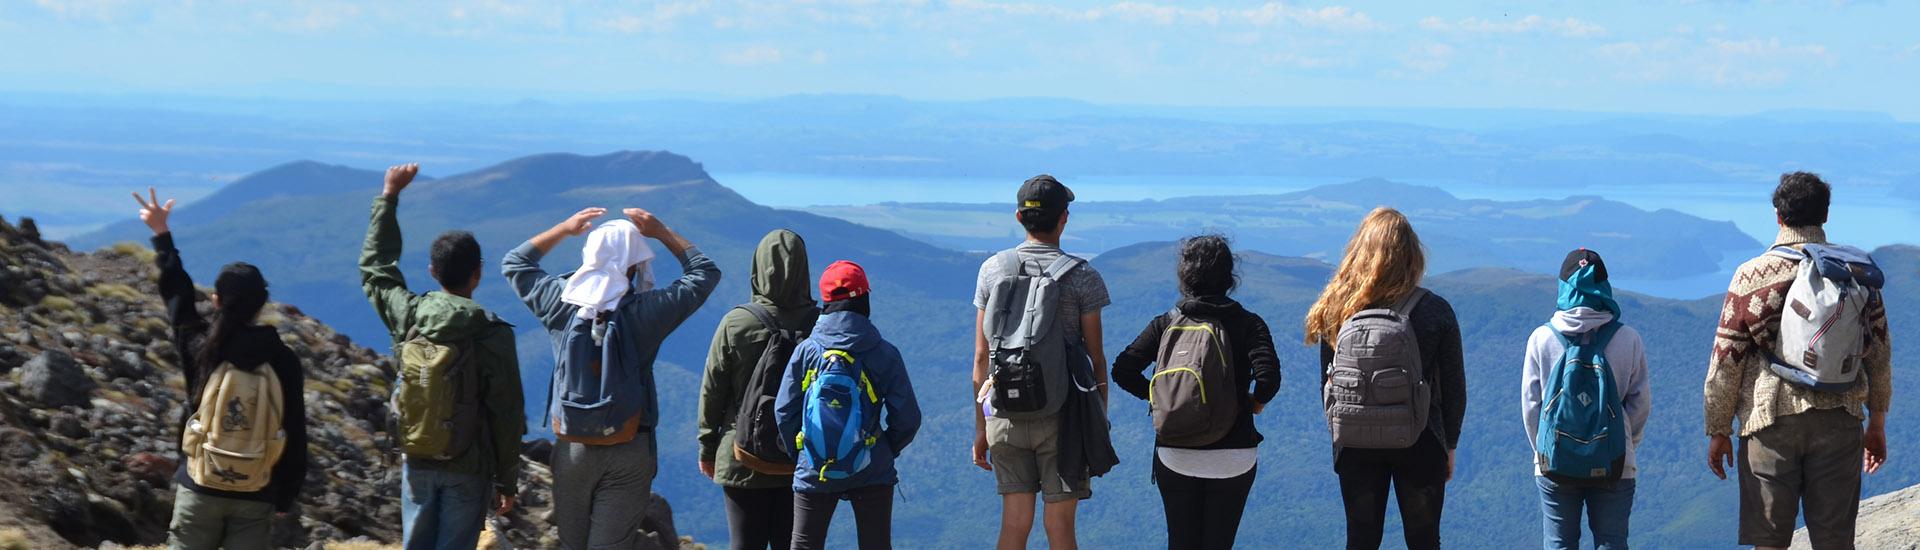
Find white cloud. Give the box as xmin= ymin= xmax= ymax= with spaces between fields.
xmin=1396 ymin=42 xmax=1454 ymax=76
xmin=600 ymin=2 xmax=706 ymax=33
xmin=1593 ymin=36 xmax=1833 ymax=88
xmin=947 ymin=1 xmax=1381 ymax=31
xmin=721 ymin=44 xmax=785 ymax=66
xmin=1422 ymin=14 xmax=1605 ymax=38
xmin=1263 ymin=50 xmax=1341 ymax=69
xmin=30 ymin=0 xmax=128 ymax=21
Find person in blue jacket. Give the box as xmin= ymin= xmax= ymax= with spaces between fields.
xmin=775 ymin=260 xmax=922 ymax=550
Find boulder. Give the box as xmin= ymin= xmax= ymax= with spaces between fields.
xmin=20 ymin=350 xmax=97 ymax=408
xmin=123 ymin=452 xmax=177 ymax=486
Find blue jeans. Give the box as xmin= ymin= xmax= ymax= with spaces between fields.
xmin=401 ymin=464 xmax=491 ymax=550
xmin=1537 ymin=476 xmax=1635 ymax=550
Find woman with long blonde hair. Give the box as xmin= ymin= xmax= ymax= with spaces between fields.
xmin=1305 ymin=207 xmax=1465 ymax=550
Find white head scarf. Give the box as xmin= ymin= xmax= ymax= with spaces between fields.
xmin=560 ymin=219 xmax=656 ymax=320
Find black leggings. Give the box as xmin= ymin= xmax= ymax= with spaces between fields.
xmin=1154 ymin=455 xmax=1257 ymax=550
xmin=1334 ymin=431 xmax=1449 ymax=550
xmin=792 ymin=483 xmax=893 ymax=550
xmin=723 ymin=486 xmax=793 ymax=550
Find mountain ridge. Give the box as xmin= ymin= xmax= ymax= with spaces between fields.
xmin=37 ymin=150 xmax=1919 ymax=549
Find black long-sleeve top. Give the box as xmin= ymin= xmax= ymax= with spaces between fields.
xmin=1318 ymin=289 xmax=1466 ymax=450
xmin=1112 ymin=295 xmax=1282 ymax=450
xmin=155 ymin=232 xmax=310 ymax=512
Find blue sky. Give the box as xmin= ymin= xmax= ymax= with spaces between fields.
xmin=1 ymin=0 xmax=1916 ymax=117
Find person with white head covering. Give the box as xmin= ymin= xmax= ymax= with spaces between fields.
xmin=561 ymin=219 xmax=658 ymax=344
xmin=503 ymin=206 xmax=723 ymax=550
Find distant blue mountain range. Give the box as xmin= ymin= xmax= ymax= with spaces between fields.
xmin=806 ymin=177 xmax=1760 ymax=284
xmin=9 ymin=94 xmax=1920 ymax=238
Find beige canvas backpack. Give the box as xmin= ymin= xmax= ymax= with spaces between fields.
xmin=182 ymin=363 xmax=286 ymax=492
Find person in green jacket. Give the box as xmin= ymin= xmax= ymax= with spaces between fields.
xmin=359 ymin=163 xmax=526 ymax=550
xmin=697 ymin=229 xmax=818 ymax=550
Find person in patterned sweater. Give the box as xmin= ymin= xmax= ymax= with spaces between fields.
xmin=1702 ymin=172 xmax=1893 ymax=550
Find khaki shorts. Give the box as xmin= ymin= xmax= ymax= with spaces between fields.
xmin=987 ymin=415 xmax=1091 ymax=503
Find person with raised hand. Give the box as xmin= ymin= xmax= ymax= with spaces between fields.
xmin=137 ymin=187 xmax=310 ymax=550
xmin=360 ymin=164 xmax=526 ymax=550
xmin=503 ymin=205 xmax=721 ymax=550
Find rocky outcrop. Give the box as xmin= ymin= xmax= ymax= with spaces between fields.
xmin=1792 ymin=484 xmax=1920 ymax=550
xmin=0 ymin=215 xmax=693 ymax=549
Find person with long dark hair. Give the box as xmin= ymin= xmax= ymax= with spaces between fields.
xmin=136 ymin=187 xmax=309 ymax=550
xmin=1111 ymin=234 xmax=1280 ymax=550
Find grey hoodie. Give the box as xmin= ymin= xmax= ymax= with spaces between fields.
xmin=1521 ymin=307 xmax=1652 ymax=478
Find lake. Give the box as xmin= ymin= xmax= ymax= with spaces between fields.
xmin=713 ymin=171 xmax=1919 ymax=300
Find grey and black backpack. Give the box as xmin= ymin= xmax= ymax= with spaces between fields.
xmin=1324 ymin=288 xmax=1431 ymax=449
xmin=1151 ymin=309 xmax=1238 ymax=446
xmin=982 ymin=250 xmax=1085 ymax=419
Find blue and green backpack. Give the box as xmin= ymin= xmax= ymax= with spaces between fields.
xmin=796 ymin=349 xmax=883 ymax=482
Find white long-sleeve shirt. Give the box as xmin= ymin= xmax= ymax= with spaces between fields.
xmin=1522 ymin=307 xmax=1652 ymax=478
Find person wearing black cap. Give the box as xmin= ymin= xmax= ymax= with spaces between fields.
xmin=134 ymin=187 xmax=310 ymax=550
xmin=1522 ymin=248 xmax=1650 ymax=550
xmin=970 ymin=174 xmax=1112 ymax=550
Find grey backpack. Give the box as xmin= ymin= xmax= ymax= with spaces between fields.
xmin=982 ymin=250 xmax=1084 ymax=420
xmin=1324 ymin=288 xmax=1430 ymax=449
xmin=1151 ymin=309 xmax=1238 ymax=446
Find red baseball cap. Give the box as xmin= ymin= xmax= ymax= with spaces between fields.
xmin=819 ymin=260 xmax=869 ymax=302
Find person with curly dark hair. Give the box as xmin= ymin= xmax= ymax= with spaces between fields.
xmin=1110 ymin=234 xmax=1281 ymax=549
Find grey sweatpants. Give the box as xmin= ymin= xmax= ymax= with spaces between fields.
xmin=167 ymin=486 xmax=273 ymax=550
xmin=554 ymin=434 xmax=663 ymax=550
xmin=1738 ymin=408 xmax=1864 ymax=549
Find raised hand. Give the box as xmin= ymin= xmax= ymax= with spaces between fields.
xmin=622 ymin=208 xmax=669 ymax=239
xmin=131 ymin=186 xmax=176 ymax=235
xmin=557 ymin=207 xmax=608 ymax=237
xmin=383 ymin=163 xmax=419 ymax=197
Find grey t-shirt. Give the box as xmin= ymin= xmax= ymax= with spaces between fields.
xmin=973 ymin=241 xmax=1111 ymax=343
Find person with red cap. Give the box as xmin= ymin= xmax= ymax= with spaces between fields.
xmin=775 ymin=260 xmax=922 ymax=550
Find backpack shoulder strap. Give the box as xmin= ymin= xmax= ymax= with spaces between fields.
xmin=1591 ymin=321 xmax=1624 ymax=350
xmin=737 ymin=303 xmax=784 ymax=334
xmin=994 ymin=249 xmax=1025 ymax=279
xmin=1767 ymin=245 xmax=1805 ymax=262
xmin=1391 ymin=288 xmax=1429 ymax=318
xmin=1042 ymin=254 xmax=1086 ymax=280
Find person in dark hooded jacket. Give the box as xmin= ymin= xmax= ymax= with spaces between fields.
xmin=1111 ymin=235 xmax=1280 ymax=550
xmin=136 ymin=187 xmax=309 ymax=550
xmin=775 ymin=260 xmax=921 ymax=550
xmin=698 ymin=229 xmax=818 ymax=550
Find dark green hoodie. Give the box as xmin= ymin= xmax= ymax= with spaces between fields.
xmin=360 ymin=196 xmax=525 ymax=492
xmin=698 ymin=229 xmax=817 ymax=489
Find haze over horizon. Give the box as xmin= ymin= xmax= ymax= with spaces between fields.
xmin=3 ymin=1 xmax=1919 ymax=119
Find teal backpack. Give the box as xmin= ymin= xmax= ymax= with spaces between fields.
xmin=796 ymin=349 xmax=883 ymax=482
xmin=1536 ymin=322 xmax=1628 ymax=486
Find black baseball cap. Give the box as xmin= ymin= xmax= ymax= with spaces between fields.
xmin=1560 ymin=248 xmax=1609 ymax=282
xmin=1017 ymin=174 xmax=1074 ymax=212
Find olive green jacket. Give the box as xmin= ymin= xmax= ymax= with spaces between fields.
xmin=360 ymin=196 xmax=525 ymax=492
xmin=697 ymin=229 xmax=817 ymax=489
